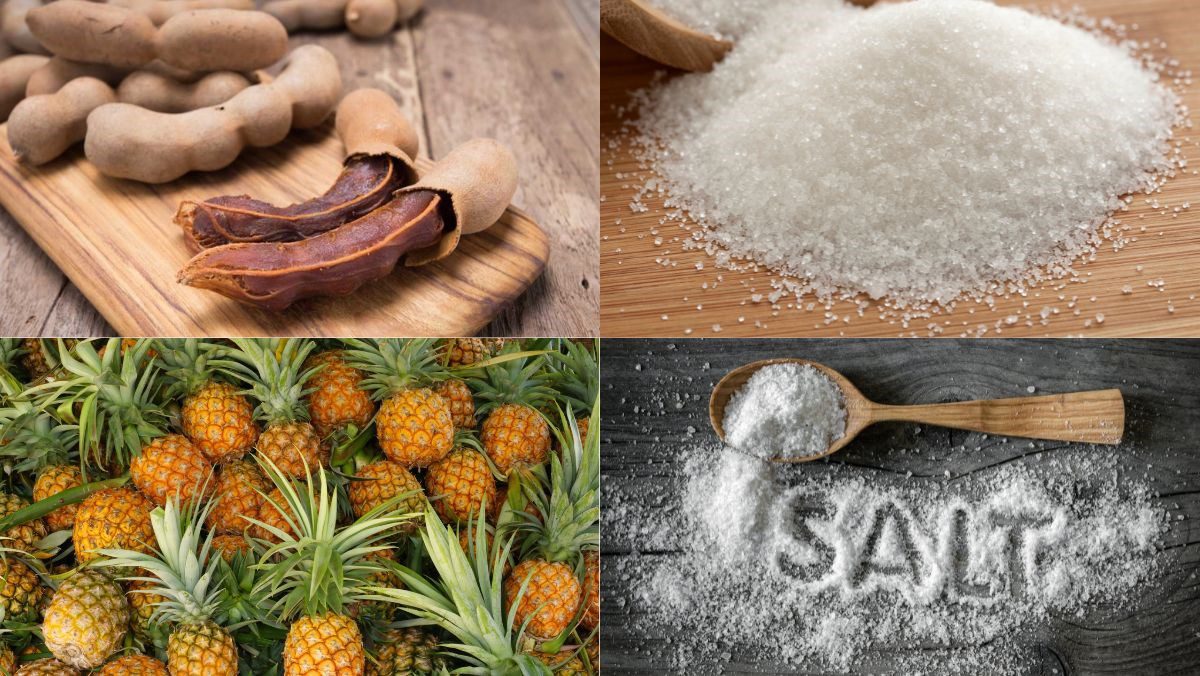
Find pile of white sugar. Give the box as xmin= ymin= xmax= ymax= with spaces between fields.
xmin=609 ymin=445 xmax=1170 ymax=672
xmin=630 ymin=0 xmax=1186 ymax=308
xmin=723 ymin=363 xmax=846 ymax=457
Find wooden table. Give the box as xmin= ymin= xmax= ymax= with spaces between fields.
xmin=601 ymin=0 xmax=1200 ymax=337
xmin=602 ymin=338 xmax=1200 ymax=673
xmin=0 ymin=0 xmax=599 ymax=337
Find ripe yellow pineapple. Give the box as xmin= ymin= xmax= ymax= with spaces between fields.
xmin=0 ymin=556 xmax=46 ymax=623
xmin=126 ymin=578 xmax=165 ymax=640
xmin=210 ymin=534 xmax=252 ymax=562
xmin=284 ymin=612 xmax=364 ymax=675
xmin=206 ymin=459 xmax=270 ymax=534
xmin=167 ymin=620 xmax=237 ymax=676
xmin=532 ymin=649 xmax=588 ymax=675
xmin=439 ymin=338 xmax=488 ymax=367
xmin=347 ymin=460 xmax=425 ymax=531
xmin=0 ymin=493 xmax=47 ymax=552
xmin=14 ymin=658 xmax=79 ymax=675
xmin=252 ymin=487 xmax=297 ymax=543
xmin=504 ymin=559 xmax=581 ymax=640
xmin=304 ymin=350 xmax=375 ymax=439
xmin=0 ymin=644 xmax=14 ymax=675
xmin=470 ymin=352 xmax=556 ymax=475
xmin=366 ymin=627 xmax=442 ymax=676
xmin=130 ymin=434 xmax=213 ymax=507
xmin=34 ymin=465 xmax=83 ymax=531
xmin=436 ymin=379 xmax=476 ymax=429
xmin=158 ymin=339 xmax=258 ymax=463
xmin=96 ymin=654 xmax=169 ymax=675
xmin=73 ymin=487 xmax=155 ymax=564
xmin=42 ymin=569 xmax=129 ymax=668
xmin=225 ymin=339 xmax=324 ymax=477
xmin=580 ymin=549 xmax=599 ymax=631
xmin=426 ymin=448 xmax=496 ymax=523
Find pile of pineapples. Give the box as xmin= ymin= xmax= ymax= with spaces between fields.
xmin=0 ymin=338 xmax=599 ymax=675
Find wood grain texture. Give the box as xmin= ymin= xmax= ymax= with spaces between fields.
xmin=599 ymin=0 xmax=730 ymax=72
xmin=600 ymin=0 xmax=1200 ymax=338
xmin=0 ymin=0 xmax=599 ymax=337
xmin=602 ymin=338 xmax=1200 ymax=674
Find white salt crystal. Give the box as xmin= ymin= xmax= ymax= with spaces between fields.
xmin=723 ymin=363 xmax=846 ymax=458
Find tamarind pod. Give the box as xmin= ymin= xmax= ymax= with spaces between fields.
xmin=345 ymin=0 xmax=396 ymax=39
xmin=117 ymin=70 xmax=251 ymax=113
xmin=176 ymin=155 xmax=409 ymax=249
xmin=0 ymin=53 xmax=49 ymax=120
xmin=336 ymin=88 xmax=418 ymax=166
xmin=27 ymin=2 xmax=288 ymax=72
xmin=84 ymin=45 xmax=341 ymax=183
xmin=8 ymin=76 xmax=116 ymax=164
xmin=2 ymin=0 xmax=49 ymax=56
xmin=178 ymin=191 xmax=445 ymax=311
xmin=262 ymin=0 xmax=347 ymax=32
xmin=396 ymin=0 xmax=423 ymax=23
xmin=399 ymin=138 xmax=518 ymax=266
xmin=105 ymin=0 xmax=254 ymax=26
xmin=26 ymin=57 xmax=130 ymax=96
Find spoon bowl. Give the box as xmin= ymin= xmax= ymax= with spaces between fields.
xmin=600 ymin=0 xmax=732 ymax=72
xmin=710 ymin=358 xmax=1126 ymax=462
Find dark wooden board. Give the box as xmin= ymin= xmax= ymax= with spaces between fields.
xmin=601 ymin=339 xmax=1200 ymax=674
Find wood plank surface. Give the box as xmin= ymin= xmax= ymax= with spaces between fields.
xmin=600 ymin=0 xmax=1200 ymax=338
xmin=602 ymin=338 xmax=1200 ymax=674
xmin=0 ymin=0 xmax=600 ymax=337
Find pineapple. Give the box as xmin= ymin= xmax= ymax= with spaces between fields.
xmin=0 ymin=556 xmax=46 ymax=623
xmin=223 ymin=339 xmax=323 ymax=477
xmin=504 ymin=412 xmax=598 ymax=640
xmin=366 ymin=627 xmax=442 ymax=676
xmin=206 ymin=459 xmax=270 ymax=534
xmin=130 ymin=434 xmax=213 ymax=507
xmin=303 ymin=350 xmax=375 ymax=439
xmin=470 ymin=352 xmax=556 ymax=475
xmin=0 ymin=493 xmax=47 ymax=553
xmin=343 ymin=339 xmax=454 ymax=468
xmin=33 ymin=465 xmax=83 ymax=532
xmin=426 ymin=447 xmax=496 ymax=523
xmin=126 ymin=578 xmax=165 ymax=640
xmin=0 ymin=644 xmax=13 ymax=675
xmin=73 ymin=487 xmax=155 ymax=564
xmin=436 ymin=378 xmax=476 ymax=429
xmin=347 ymin=549 xmax=400 ymax=623
xmin=532 ymin=650 xmax=587 ymax=675
xmin=14 ymin=659 xmax=79 ymax=675
xmin=580 ymin=549 xmax=599 ymax=631
xmin=94 ymin=498 xmax=238 ymax=676
xmin=96 ymin=654 xmax=169 ymax=675
xmin=41 ymin=569 xmax=129 ymax=668
xmin=0 ymin=414 xmax=81 ymax=531
xmin=210 ymin=534 xmax=252 ymax=562
xmin=251 ymin=486 xmax=296 ymax=543
xmin=252 ymin=462 xmax=413 ymax=676
xmin=347 ymin=460 xmax=425 ymax=533
xmin=439 ymin=338 xmax=488 ymax=367
xmin=157 ymin=339 xmax=258 ymax=463
xmin=18 ymin=339 xmax=56 ymax=382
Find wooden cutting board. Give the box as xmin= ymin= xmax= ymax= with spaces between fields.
xmin=601 ymin=0 xmax=1200 ymax=338
xmin=0 ymin=122 xmax=549 ymax=337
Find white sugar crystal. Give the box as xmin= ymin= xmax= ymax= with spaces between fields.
xmin=723 ymin=363 xmax=846 ymax=458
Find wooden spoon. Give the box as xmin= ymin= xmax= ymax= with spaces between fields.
xmin=709 ymin=358 xmax=1125 ymax=463
xmin=600 ymin=0 xmax=732 ymax=72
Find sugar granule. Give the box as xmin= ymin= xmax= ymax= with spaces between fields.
xmin=630 ymin=0 xmax=1185 ymax=309
xmin=723 ymin=363 xmax=846 ymax=457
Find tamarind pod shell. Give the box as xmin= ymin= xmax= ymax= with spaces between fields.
xmin=107 ymin=0 xmax=256 ymax=26
xmin=26 ymin=57 xmax=131 ymax=96
xmin=270 ymin=44 xmax=342 ymax=129
xmin=399 ymin=138 xmax=518 ymax=266
xmin=345 ymin=0 xmax=397 ymax=39
xmin=336 ymin=88 xmax=417 ymax=169
xmin=2 ymin=0 xmax=50 ymax=55
xmin=396 ymin=0 xmax=424 ymax=23
xmin=9 ymin=76 xmax=117 ymax=165
xmin=118 ymin=69 xmax=251 ymax=113
xmin=262 ymin=0 xmax=348 ymax=32
xmin=0 ymin=54 xmax=50 ymax=120
xmin=27 ymin=1 xmax=158 ymax=68
xmin=176 ymin=155 xmax=409 ymax=249
xmin=156 ymin=9 xmax=289 ymax=72
xmin=178 ymin=191 xmax=444 ymax=311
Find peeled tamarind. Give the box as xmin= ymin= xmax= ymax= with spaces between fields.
xmin=27 ymin=2 xmax=288 ymax=72
xmin=9 ymin=77 xmax=117 ymax=165
xmin=2 ymin=0 xmax=49 ymax=56
xmin=117 ymin=70 xmax=252 ymax=113
xmin=105 ymin=0 xmax=255 ymax=25
xmin=0 ymin=54 xmax=50 ymax=120
xmin=85 ymin=45 xmax=342 ymax=183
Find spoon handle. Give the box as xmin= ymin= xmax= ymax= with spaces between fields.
xmin=867 ymin=389 xmax=1125 ymax=445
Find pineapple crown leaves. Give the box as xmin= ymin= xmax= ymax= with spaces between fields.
xmin=0 ymin=413 xmax=78 ymax=474
xmin=546 ymin=339 xmax=599 ymax=413
xmin=0 ymin=339 xmax=23 ymax=374
xmin=363 ymin=506 xmax=551 ymax=676
xmin=154 ymin=338 xmax=233 ymax=397
xmin=340 ymin=338 xmax=449 ymax=399
xmin=465 ymin=350 xmax=557 ymax=416
xmin=23 ymin=339 xmax=167 ymax=469
xmin=93 ymin=495 xmax=225 ymax=627
xmin=219 ymin=339 xmax=321 ymax=426
xmin=248 ymin=455 xmax=414 ymax=620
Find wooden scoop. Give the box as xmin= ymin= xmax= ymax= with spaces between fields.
xmin=600 ymin=0 xmax=732 ymax=72
xmin=709 ymin=358 xmax=1126 ymax=463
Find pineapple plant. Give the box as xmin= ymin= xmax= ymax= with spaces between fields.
xmin=95 ymin=498 xmax=238 ymax=676
xmin=0 ymin=644 xmax=13 ymax=675
xmin=18 ymin=339 xmax=57 ymax=382
xmin=251 ymin=486 xmax=296 ymax=544
xmin=14 ymin=659 xmax=79 ymax=675
xmin=366 ymin=627 xmax=443 ymax=676
xmin=439 ymin=338 xmax=489 ymax=367
xmin=425 ymin=445 xmax=497 ymax=524
xmin=532 ymin=650 xmax=588 ymax=675
xmin=470 ymin=351 xmax=556 ymax=475
xmin=250 ymin=460 xmax=413 ymax=676
xmin=206 ymin=458 xmax=270 ymax=534
xmin=0 ymin=555 xmax=46 ymax=623
xmin=347 ymin=459 xmax=425 ymax=533
xmin=343 ymin=339 xmax=454 ymax=468
xmin=303 ymin=350 xmax=375 ymax=439
xmin=436 ymin=378 xmax=476 ymax=430
xmin=41 ymin=569 xmax=129 ymax=668
xmin=222 ymin=339 xmax=324 ymax=477
xmin=156 ymin=339 xmax=258 ymax=463
xmin=129 ymin=433 xmax=213 ymax=507
xmin=73 ymin=487 xmax=155 ymax=564
xmin=96 ymin=654 xmax=169 ymax=675
xmin=504 ymin=413 xmax=598 ymax=641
